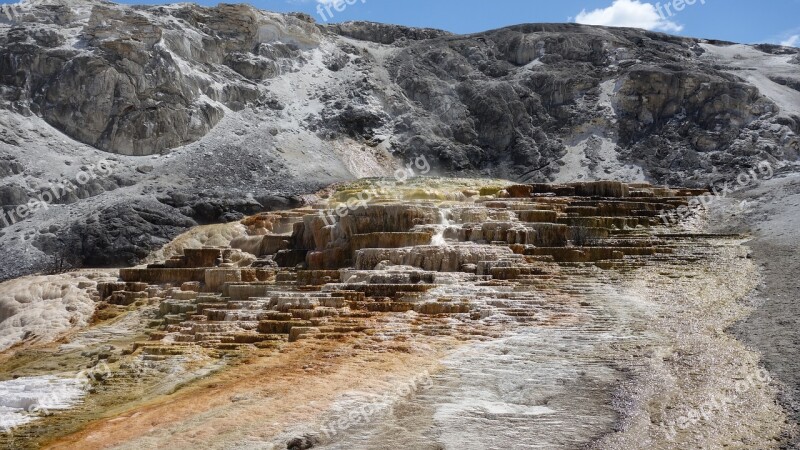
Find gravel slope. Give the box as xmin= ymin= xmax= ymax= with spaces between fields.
xmin=709 ymin=169 xmax=800 ymax=446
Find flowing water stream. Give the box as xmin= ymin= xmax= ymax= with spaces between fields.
xmin=430 ymin=208 xmax=452 ymax=246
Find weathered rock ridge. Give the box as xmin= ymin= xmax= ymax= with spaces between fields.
xmin=0 ymin=0 xmax=799 ymax=280
xmin=1 ymin=1 xmax=320 ymax=155
xmin=2 ymin=2 xmax=798 ymax=174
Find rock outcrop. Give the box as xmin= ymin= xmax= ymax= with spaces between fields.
xmin=2 ymin=1 xmax=796 ymax=172
xmin=1 ymin=1 xmax=319 ymax=155
xmin=382 ymin=24 xmax=797 ymax=183
xmin=0 ymin=0 xmax=799 ymax=281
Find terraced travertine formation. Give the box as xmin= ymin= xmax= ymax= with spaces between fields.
xmin=111 ymin=179 xmax=703 ymax=353
xmin=0 ymin=178 xmax=792 ymax=449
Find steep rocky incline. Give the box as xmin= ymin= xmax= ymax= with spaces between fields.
xmin=0 ymin=0 xmax=799 ymax=280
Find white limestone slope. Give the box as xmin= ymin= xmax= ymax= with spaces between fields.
xmin=0 ymin=271 xmax=114 ymax=352
xmin=0 ymin=375 xmax=87 ymax=431
xmin=699 ymin=43 xmax=800 ymax=118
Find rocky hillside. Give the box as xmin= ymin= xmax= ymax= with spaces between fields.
xmin=0 ymin=0 xmax=799 ymax=280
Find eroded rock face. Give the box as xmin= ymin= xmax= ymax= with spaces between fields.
xmin=381 ymin=24 xmax=797 ymax=183
xmin=1 ymin=2 xmax=797 ymax=174
xmin=325 ymin=21 xmax=452 ymax=45
xmin=1 ymin=1 xmax=799 ymax=283
xmin=33 ymin=199 xmax=198 ymax=268
xmin=0 ymin=1 xmax=320 ymax=155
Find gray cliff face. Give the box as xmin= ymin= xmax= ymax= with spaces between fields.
xmin=382 ymin=24 xmax=793 ymax=184
xmin=0 ymin=0 xmax=799 ymax=280
xmin=1 ymin=2 xmax=319 ymax=155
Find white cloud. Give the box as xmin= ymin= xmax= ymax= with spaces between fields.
xmin=780 ymin=35 xmax=800 ymax=47
xmin=575 ymin=0 xmax=683 ymax=33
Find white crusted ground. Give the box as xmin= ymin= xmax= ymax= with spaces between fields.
xmin=0 ymin=271 xmax=116 ymax=351
xmin=0 ymin=375 xmax=87 ymax=431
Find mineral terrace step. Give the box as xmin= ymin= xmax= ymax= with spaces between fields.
xmin=103 ymin=180 xmax=715 ymax=353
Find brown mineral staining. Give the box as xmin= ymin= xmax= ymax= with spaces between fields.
xmin=2 ymin=178 xmax=792 ymax=448
xmin=106 ymin=178 xmax=699 ymax=351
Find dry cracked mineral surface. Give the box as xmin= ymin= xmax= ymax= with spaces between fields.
xmin=0 ymin=1 xmax=799 ymax=449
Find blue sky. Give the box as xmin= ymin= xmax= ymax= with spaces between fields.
xmin=8 ymin=0 xmax=800 ymax=45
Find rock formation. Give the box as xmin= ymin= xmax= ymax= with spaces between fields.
xmin=1 ymin=177 xmax=790 ymax=449
xmin=1 ymin=0 xmax=799 ymax=283
xmin=100 ymin=178 xmax=704 ymax=352
xmin=1 ymin=1 xmax=318 ymax=155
